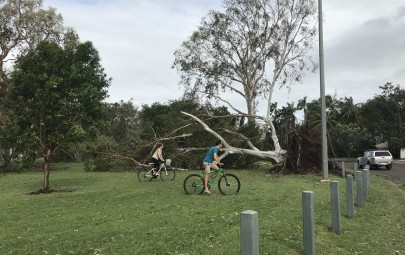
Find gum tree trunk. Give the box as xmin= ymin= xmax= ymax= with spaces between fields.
xmin=42 ymin=148 xmax=52 ymax=191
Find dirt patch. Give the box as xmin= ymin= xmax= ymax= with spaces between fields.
xmin=23 ymin=188 xmax=75 ymax=195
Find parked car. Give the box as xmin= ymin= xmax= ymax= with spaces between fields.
xmin=357 ymin=150 xmax=393 ymax=170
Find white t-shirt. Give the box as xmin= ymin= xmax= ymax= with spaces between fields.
xmin=152 ymin=147 xmax=162 ymax=160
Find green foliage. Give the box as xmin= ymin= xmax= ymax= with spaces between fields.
xmin=103 ymin=100 xmax=140 ymax=145
xmin=388 ymin=136 xmax=405 ymax=158
xmin=7 ymin=40 xmax=110 ymax=188
xmin=330 ymin=123 xmax=372 ymax=157
xmin=357 ymin=83 xmax=405 ymax=155
xmin=82 ymin=135 xmax=126 ymax=172
xmin=9 ymin=40 xmax=110 ymax=155
xmin=139 ymin=100 xmax=233 ymax=165
xmin=298 ymin=85 xmax=405 ymax=158
xmin=273 ymin=102 xmax=297 ymax=148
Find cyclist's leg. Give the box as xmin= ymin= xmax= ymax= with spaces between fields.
xmin=211 ymin=161 xmax=219 ymax=171
xmin=204 ymin=162 xmax=218 ymax=194
xmin=203 ymin=162 xmax=210 ymax=193
xmin=151 ymin=158 xmax=160 ymax=176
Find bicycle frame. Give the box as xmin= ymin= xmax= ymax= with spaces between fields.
xmin=146 ymin=163 xmax=166 ymax=176
xmin=138 ymin=159 xmax=176 ymax=182
xmin=202 ymin=167 xmax=224 ymax=187
xmin=183 ymin=167 xmax=240 ymax=195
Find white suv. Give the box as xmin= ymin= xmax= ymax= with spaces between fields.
xmin=357 ymin=150 xmax=393 ymax=170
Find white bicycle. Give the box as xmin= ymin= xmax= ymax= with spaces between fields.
xmin=137 ymin=159 xmax=175 ymax=182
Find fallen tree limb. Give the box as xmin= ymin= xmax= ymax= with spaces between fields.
xmin=181 ymin=111 xmax=286 ymax=163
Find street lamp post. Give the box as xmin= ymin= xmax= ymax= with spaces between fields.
xmin=318 ymin=0 xmax=329 ymax=180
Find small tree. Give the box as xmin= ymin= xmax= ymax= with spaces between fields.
xmin=9 ymin=40 xmax=110 ymax=191
xmin=0 ymin=0 xmax=67 ymax=165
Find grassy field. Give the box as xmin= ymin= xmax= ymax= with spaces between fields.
xmin=0 ymin=162 xmax=404 ymax=255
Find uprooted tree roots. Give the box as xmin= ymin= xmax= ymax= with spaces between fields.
xmin=274 ymin=126 xmax=341 ymax=175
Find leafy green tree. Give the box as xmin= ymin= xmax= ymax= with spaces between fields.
xmin=359 ymin=83 xmax=403 ymax=139
xmin=330 ymin=123 xmax=371 ymax=157
xmin=8 ymin=40 xmax=110 ymax=191
xmin=82 ymin=100 xmax=142 ymax=172
xmin=359 ymin=82 xmax=405 ymax=155
xmin=338 ymin=96 xmax=360 ymax=125
xmin=0 ymin=0 xmax=68 ymax=165
xmin=103 ymin=100 xmax=140 ymax=145
xmin=275 ymin=102 xmax=297 ymax=147
xmin=302 ymin=95 xmax=342 ymax=157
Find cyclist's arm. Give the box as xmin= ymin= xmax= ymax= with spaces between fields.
xmin=214 ymin=153 xmax=221 ymax=165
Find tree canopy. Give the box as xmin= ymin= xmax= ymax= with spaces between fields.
xmin=173 ymin=0 xmax=317 ymax=121
xmin=0 ymin=0 xmax=66 ymax=92
xmin=8 ymin=39 xmax=110 ymax=190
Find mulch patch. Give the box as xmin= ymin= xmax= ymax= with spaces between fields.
xmin=23 ymin=188 xmax=75 ymax=195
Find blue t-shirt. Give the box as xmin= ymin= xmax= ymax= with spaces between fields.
xmin=203 ymin=146 xmax=218 ymax=163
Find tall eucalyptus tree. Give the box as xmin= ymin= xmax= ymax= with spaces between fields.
xmin=173 ymin=0 xmax=318 ymax=162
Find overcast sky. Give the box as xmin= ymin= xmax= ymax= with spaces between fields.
xmin=43 ymin=0 xmax=405 ymax=116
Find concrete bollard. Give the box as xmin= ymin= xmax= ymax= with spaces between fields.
xmin=330 ymin=181 xmax=342 ymax=234
xmin=367 ymin=168 xmax=370 ymax=189
xmin=346 ymin=175 xmax=354 ymax=218
xmin=356 ymin=171 xmax=363 ymax=207
xmin=362 ymin=169 xmax=369 ymax=198
xmin=341 ymin=161 xmax=346 ymax=178
xmin=240 ymin=210 xmax=259 ymax=255
xmin=302 ymin=191 xmax=315 ymax=255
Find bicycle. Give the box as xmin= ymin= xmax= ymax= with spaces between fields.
xmin=138 ymin=159 xmax=176 ymax=182
xmin=183 ymin=166 xmax=240 ymax=195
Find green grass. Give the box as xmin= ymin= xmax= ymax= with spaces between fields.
xmin=0 ymin=162 xmax=404 ymax=255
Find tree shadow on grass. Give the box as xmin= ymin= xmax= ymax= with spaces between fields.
xmin=22 ymin=175 xmax=102 ymax=195
xmin=23 ymin=188 xmax=75 ymax=195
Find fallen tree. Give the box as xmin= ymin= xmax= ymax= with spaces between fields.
xmin=182 ymin=111 xmax=343 ymax=176
xmin=181 ymin=111 xmax=286 ymax=164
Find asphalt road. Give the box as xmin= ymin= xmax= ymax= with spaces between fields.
xmin=369 ymin=160 xmax=405 ymax=181
xmin=344 ymin=160 xmax=405 ymax=181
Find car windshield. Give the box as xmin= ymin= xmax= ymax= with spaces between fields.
xmin=375 ymin=151 xmax=391 ymax=156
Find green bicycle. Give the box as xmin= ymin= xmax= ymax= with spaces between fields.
xmin=183 ymin=167 xmax=241 ymax=195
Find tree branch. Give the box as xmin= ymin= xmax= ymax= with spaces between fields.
xmin=181 ymin=111 xmax=286 ymax=163
xmin=223 ymin=128 xmax=260 ymax=151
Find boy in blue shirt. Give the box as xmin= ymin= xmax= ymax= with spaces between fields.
xmin=202 ymin=141 xmax=223 ymax=194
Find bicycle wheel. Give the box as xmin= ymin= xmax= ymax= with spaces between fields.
xmin=183 ymin=174 xmax=204 ymax=195
xmin=218 ymin=173 xmax=240 ymax=195
xmin=160 ymin=166 xmax=176 ymax=181
xmin=137 ymin=168 xmax=154 ymax=182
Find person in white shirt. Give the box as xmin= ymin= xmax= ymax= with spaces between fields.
xmin=151 ymin=143 xmax=164 ymax=176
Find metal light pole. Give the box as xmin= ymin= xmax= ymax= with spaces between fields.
xmin=318 ymin=0 xmax=328 ymax=180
